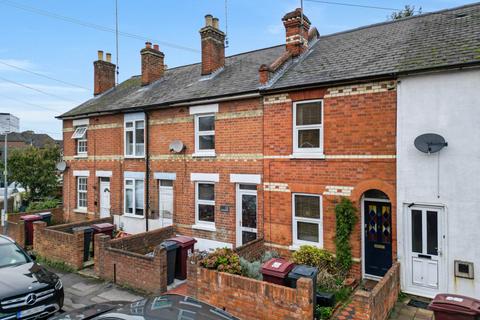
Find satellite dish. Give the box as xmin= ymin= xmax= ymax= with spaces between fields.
xmin=414 ymin=133 xmax=448 ymax=154
xmin=169 ymin=140 xmax=185 ymax=153
xmin=55 ymin=161 xmax=67 ymax=172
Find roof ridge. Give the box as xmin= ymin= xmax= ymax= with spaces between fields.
xmin=319 ymin=2 xmax=480 ymax=40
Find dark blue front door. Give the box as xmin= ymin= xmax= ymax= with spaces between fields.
xmin=364 ymin=201 xmax=392 ymax=277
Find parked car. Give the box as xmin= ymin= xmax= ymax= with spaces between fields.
xmin=0 ymin=235 xmax=64 ymax=319
xmin=51 ymin=294 xmax=239 ymax=320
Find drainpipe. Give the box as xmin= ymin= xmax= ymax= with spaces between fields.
xmin=145 ymin=111 xmax=150 ymax=232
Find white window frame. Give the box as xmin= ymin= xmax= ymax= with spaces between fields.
xmin=293 ymin=99 xmax=324 ymax=157
xmin=124 ymin=113 xmax=145 ymax=158
xmin=76 ymin=176 xmax=88 ymax=211
xmin=292 ymin=193 xmax=323 ymax=248
xmin=193 ymin=114 xmax=216 ymax=157
xmin=72 ymin=126 xmax=88 ymax=156
xmin=194 ymin=181 xmax=216 ymax=229
xmin=124 ymin=178 xmax=145 ymax=217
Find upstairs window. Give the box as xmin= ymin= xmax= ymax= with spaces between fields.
xmin=124 ymin=115 xmax=145 ymax=157
xmin=72 ymin=126 xmax=87 ymax=155
xmin=293 ymin=100 xmax=323 ymax=155
xmin=194 ymin=114 xmax=215 ymax=156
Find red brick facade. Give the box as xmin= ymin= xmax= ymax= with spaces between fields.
xmin=62 ymin=79 xmax=397 ymax=279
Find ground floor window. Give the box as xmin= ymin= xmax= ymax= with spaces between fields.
xmin=124 ymin=178 xmax=144 ymax=216
xmin=292 ymin=193 xmax=322 ymax=246
xmin=76 ymin=177 xmax=88 ymax=210
xmin=195 ymin=182 xmax=215 ymax=225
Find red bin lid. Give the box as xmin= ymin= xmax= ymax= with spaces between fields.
xmin=429 ymin=294 xmax=480 ymax=315
xmin=261 ymin=258 xmax=294 ymax=278
xmin=20 ymin=214 xmax=42 ymax=221
xmin=168 ymin=236 xmax=197 ymax=247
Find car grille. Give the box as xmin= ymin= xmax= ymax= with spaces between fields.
xmin=1 ymin=288 xmax=55 ymax=309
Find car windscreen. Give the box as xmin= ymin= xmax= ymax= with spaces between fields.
xmin=0 ymin=242 xmax=30 ymax=268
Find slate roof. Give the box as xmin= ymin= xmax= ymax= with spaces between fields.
xmin=271 ymin=3 xmax=480 ymax=89
xmin=59 ymin=45 xmax=285 ymax=118
xmin=59 ymin=3 xmax=480 ymax=118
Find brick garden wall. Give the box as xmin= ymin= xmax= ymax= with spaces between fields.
xmin=336 ymin=262 xmax=400 ymax=320
xmin=234 ymin=237 xmax=267 ymax=261
xmin=33 ymin=217 xmax=113 ymax=270
xmin=2 ymin=220 xmax=25 ymax=248
xmin=94 ymin=226 xmax=174 ymax=294
xmin=187 ymin=260 xmax=314 ymax=320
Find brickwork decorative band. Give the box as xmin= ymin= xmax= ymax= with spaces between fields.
xmin=263 ymin=182 xmax=290 ymax=192
xmin=323 ymin=186 xmax=354 ymax=197
xmin=324 ymin=81 xmax=396 ymax=98
xmin=263 ymin=94 xmax=292 ymax=105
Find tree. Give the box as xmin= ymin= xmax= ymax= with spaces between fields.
xmin=390 ymin=5 xmax=421 ymax=20
xmin=2 ymin=145 xmax=61 ymax=201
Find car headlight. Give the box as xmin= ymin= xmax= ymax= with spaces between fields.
xmin=55 ymin=279 xmax=63 ymax=291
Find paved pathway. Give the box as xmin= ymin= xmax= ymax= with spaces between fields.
xmin=388 ymin=298 xmax=434 ymax=320
xmin=48 ymin=267 xmax=145 ymax=313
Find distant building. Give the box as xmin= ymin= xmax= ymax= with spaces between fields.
xmin=0 ymin=113 xmax=19 ymax=133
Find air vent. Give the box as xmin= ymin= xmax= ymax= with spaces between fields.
xmin=454 ymin=260 xmax=474 ymax=279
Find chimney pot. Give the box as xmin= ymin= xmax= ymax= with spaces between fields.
xmin=94 ymin=50 xmax=115 ymax=95
xmin=205 ymin=14 xmax=213 ymax=26
xmin=282 ymin=8 xmax=311 ymax=57
xmin=141 ymin=44 xmax=165 ymax=85
xmin=212 ymin=17 xmax=219 ymax=29
xmin=145 ymin=41 xmax=152 ymax=49
xmin=200 ymin=15 xmax=225 ymax=75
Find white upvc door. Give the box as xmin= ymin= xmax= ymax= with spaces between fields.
xmin=159 ymin=181 xmax=173 ymax=227
xmin=236 ymin=184 xmax=258 ymax=247
xmin=405 ymin=205 xmax=446 ymax=297
xmin=99 ymin=179 xmax=111 ymax=218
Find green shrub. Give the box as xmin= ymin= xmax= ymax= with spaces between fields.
xmin=334 ymin=197 xmax=358 ymax=273
xmin=26 ymin=198 xmax=59 ymax=212
xmin=239 ymin=250 xmax=280 ymax=280
xmin=201 ymin=248 xmax=241 ymax=275
xmin=292 ymin=245 xmax=336 ymax=273
xmin=315 ymin=306 xmax=333 ymax=319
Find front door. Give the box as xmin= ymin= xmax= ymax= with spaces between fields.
xmin=364 ymin=200 xmax=393 ymax=278
xmin=159 ymin=180 xmax=173 ymax=227
xmin=99 ymin=178 xmax=111 ymax=218
xmin=236 ymin=184 xmax=258 ymax=247
xmin=406 ymin=206 xmax=444 ymax=297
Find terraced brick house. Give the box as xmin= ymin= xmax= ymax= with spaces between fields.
xmin=58 ymin=3 xmax=480 ymax=286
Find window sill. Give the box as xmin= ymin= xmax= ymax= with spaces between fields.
xmin=73 ymin=208 xmax=87 ymax=214
xmin=122 ymin=213 xmax=145 ymax=219
xmin=192 ymin=223 xmax=216 ymax=232
xmin=290 ymin=153 xmax=325 ymax=159
xmin=74 ymin=154 xmax=88 ymax=159
xmin=192 ymin=152 xmax=216 ymax=158
xmin=124 ymin=155 xmax=145 ymax=160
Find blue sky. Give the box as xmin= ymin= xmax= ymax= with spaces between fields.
xmin=0 ymin=0 xmax=473 ymax=139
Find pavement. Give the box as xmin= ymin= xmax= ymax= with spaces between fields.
xmin=388 ymin=297 xmax=434 ymax=320
xmin=47 ymin=266 xmax=145 ymax=313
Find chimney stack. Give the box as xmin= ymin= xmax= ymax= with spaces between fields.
xmin=141 ymin=42 xmax=165 ymax=86
xmin=282 ymin=8 xmax=311 ymax=57
xmin=94 ymin=50 xmax=115 ymax=96
xmin=199 ymin=14 xmax=225 ymax=75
